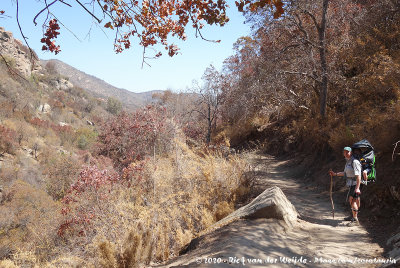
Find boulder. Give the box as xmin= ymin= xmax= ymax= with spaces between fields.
xmin=211 ymin=186 xmax=298 ymax=229
xmin=38 ymin=82 xmax=49 ymax=90
xmin=0 ymin=28 xmax=11 ymax=42
xmin=389 ymin=186 xmax=400 ymax=201
xmin=51 ymin=78 xmax=73 ymax=90
xmin=37 ymin=103 xmax=51 ymax=113
xmin=60 ymin=79 xmax=74 ymax=91
xmin=387 ymin=232 xmax=400 ymax=264
xmin=387 ymin=233 xmax=400 ymax=246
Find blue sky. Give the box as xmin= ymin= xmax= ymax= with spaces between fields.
xmin=1 ymin=1 xmax=250 ymax=93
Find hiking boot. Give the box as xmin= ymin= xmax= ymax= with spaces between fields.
xmin=347 ymin=218 xmax=359 ymax=227
xmin=343 ymin=215 xmax=353 ymax=221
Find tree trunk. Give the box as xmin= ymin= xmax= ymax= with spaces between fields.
xmin=206 ymin=104 xmax=212 ymax=144
xmin=319 ymin=0 xmax=329 ymax=118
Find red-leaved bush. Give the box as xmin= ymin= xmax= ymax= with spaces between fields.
xmin=96 ymin=105 xmax=172 ymax=169
xmin=121 ymin=159 xmax=149 ymax=189
xmin=30 ymin=117 xmax=51 ymax=128
xmin=58 ymin=165 xmax=119 ymax=237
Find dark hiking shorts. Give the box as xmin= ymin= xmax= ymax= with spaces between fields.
xmin=350 ymin=184 xmax=364 ymax=199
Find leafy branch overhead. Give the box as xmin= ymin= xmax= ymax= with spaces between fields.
xmin=9 ymin=0 xmax=283 ymax=57
xmin=235 ymin=0 xmax=284 ymax=18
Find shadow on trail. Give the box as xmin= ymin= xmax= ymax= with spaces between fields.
xmin=298 ymin=215 xmax=341 ymax=227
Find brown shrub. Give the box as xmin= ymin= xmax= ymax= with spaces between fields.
xmin=214 ymin=201 xmax=234 ymax=221
xmin=42 ymin=152 xmax=81 ymax=200
xmin=0 ymin=125 xmax=17 ymax=155
xmin=0 ymin=180 xmax=60 ymax=261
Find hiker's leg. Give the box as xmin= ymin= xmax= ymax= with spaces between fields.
xmin=349 ymin=196 xmax=357 ymax=218
xmin=352 ymin=197 xmax=359 ymax=218
xmin=349 ymin=196 xmax=353 ymax=207
xmin=348 ymin=186 xmax=355 ymax=208
xmin=347 ymin=197 xmax=360 ymax=226
xmin=349 ymin=186 xmax=359 ymax=219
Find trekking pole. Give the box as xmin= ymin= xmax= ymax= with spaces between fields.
xmin=330 ymin=172 xmax=335 ymax=219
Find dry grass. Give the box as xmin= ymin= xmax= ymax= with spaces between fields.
xmin=2 ymin=130 xmax=251 ymax=267
xmin=15 ymin=132 xmax=249 ymax=267
xmin=89 ymin=139 xmax=248 ymax=266
xmin=0 ymin=180 xmax=60 ymax=263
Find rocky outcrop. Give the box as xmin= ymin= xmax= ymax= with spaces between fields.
xmin=37 ymin=103 xmax=51 ymax=113
xmin=210 ymin=186 xmax=298 ymax=230
xmin=385 ymin=232 xmax=400 ymax=267
xmin=0 ymin=27 xmax=42 ymax=77
xmin=58 ymin=122 xmax=69 ymax=127
xmin=389 ymin=186 xmax=400 ymax=202
xmin=50 ymin=78 xmax=74 ymax=91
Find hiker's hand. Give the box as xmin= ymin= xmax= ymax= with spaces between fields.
xmin=329 ymin=170 xmax=335 ymax=176
xmin=355 ymin=188 xmax=361 ymax=194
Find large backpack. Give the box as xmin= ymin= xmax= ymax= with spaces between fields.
xmin=352 ymin=139 xmax=376 ymax=182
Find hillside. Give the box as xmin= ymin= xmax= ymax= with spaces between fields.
xmin=1 ymin=1 xmax=400 ymax=267
xmin=0 ymin=27 xmax=253 ymax=267
xmin=41 ymin=59 xmax=161 ymax=110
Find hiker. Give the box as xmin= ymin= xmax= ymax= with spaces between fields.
xmin=329 ymin=146 xmax=362 ymax=226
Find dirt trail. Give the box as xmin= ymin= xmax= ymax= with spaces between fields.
xmin=161 ymin=153 xmax=387 ymax=267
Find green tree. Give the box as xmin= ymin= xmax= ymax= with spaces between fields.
xmin=106 ymin=97 xmax=122 ymax=115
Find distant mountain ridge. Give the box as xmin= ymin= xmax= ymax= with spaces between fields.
xmin=41 ymin=59 xmax=161 ymax=110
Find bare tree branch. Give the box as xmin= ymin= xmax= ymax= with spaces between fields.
xmin=141 ymin=47 xmax=151 ymax=68
xmin=75 ymin=0 xmax=102 ymax=23
xmin=187 ymin=1 xmax=220 ymax=44
xmin=281 ymin=70 xmax=322 ymax=83
xmin=51 ymin=13 xmax=82 ymax=42
xmin=33 ymin=0 xmax=58 ymax=26
xmin=192 ymin=109 xmax=208 ymax=119
xmin=303 ymin=9 xmax=320 ymax=31
xmin=279 ymin=43 xmax=301 ymax=53
xmin=292 ymin=13 xmax=320 ymax=48
xmin=16 ymin=0 xmax=37 ymax=65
